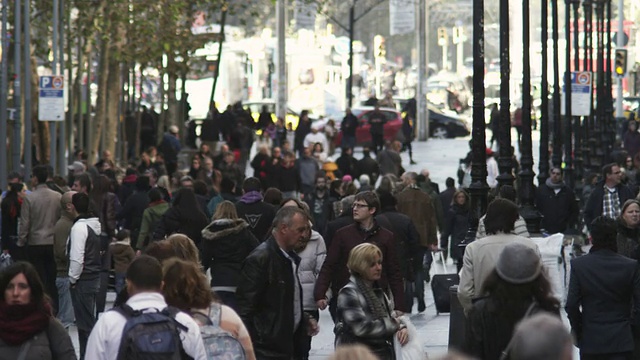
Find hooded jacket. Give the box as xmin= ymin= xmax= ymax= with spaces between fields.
xmin=296 ymin=230 xmax=327 ymax=310
xmin=137 ymin=201 xmax=169 ymax=250
xmin=110 ymin=238 xmax=135 ymax=274
xmin=68 ymin=217 xmax=102 ymax=284
xmin=235 ymin=195 xmax=277 ymax=242
xmin=201 ymin=219 xmax=260 ymax=289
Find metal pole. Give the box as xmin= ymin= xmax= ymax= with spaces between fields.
xmin=50 ymin=0 xmax=58 ymax=170
xmin=519 ymin=0 xmax=541 ymax=234
xmin=77 ymin=37 xmax=83 ymax=151
xmin=456 ymin=27 xmax=463 ymax=74
xmin=596 ymin=1 xmax=605 ymax=166
xmin=583 ymin=0 xmax=592 ymax=173
xmin=13 ymin=0 xmax=22 ymax=174
xmin=614 ymin=0 xmax=623 ymax=118
xmin=564 ymin=0 xmax=573 ymax=189
xmin=0 ymin=0 xmax=9 ymax=189
xmin=347 ymin=3 xmax=354 ymax=108
xmin=86 ymin=46 xmax=92 ymax=159
xmin=538 ymin=0 xmax=550 ymax=185
xmin=416 ymin=0 xmax=429 ymax=141
xmin=276 ymin=0 xmax=286 ymax=119
xmin=551 ymin=0 xmax=563 ymax=168
xmin=23 ymin=0 xmax=31 ymax=178
xmin=572 ymin=0 xmax=583 ymax=194
xmin=497 ymin=0 xmax=514 ymax=188
xmin=462 ymin=0 xmax=489 ymax=245
xmin=58 ymin=0 xmax=66 ymax=175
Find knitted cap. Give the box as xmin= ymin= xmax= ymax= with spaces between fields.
xmin=495 ymin=243 xmax=542 ymax=284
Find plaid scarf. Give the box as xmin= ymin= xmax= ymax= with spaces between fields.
xmin=602 ymin=185 xmax=621 ymax=219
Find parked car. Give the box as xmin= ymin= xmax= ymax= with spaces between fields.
xmin=427 ymin=72 xmax=472 ymax=112
xmin=393 ymin=98 xmax=471 ymax=140
xmin=331 ymin=106 xmax=403 ymax=147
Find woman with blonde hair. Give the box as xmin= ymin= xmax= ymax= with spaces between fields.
xmin=335 ymin=243 xmax=409 ymax=359
xmin=201 ymin=201 xmax=259 ymax=311
xmin=162 ymin=258 xmax=256 ymax=360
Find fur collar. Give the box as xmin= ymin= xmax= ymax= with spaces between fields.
xmin=202 ymin=218 xmax=249 ymax=240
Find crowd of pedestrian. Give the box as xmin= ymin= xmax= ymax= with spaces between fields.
xmin=6 ymin=115 xmax=640 ymax=360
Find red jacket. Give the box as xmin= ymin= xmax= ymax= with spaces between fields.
xmin=313 ymin=222 xmax=406 ymax=311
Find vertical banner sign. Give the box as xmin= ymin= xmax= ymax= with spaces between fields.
xmin=561 ymin=71 xmax=592 ymax=117
xmin=390 ymin=0 xmax=415 ymax=36
xmin=294 ymin=1 xmax=316 ymax=31
xmin=38 ymin=75 xmax=65 ymax=121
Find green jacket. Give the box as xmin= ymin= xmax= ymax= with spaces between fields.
xmin=136 ymin=201 xmax=169 ymax=250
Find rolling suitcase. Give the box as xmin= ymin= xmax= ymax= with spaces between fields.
xmin=431 ymin=251 xmax=460 ymax=314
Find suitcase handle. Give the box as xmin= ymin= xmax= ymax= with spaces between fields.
xmin=434 ymin=250 xmax=448 ymax=274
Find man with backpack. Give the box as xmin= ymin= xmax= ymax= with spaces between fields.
xmin=68 ymin=192 xmax=102 ymax=359
xmin=85 ymin=255 xmax=206 ymax=360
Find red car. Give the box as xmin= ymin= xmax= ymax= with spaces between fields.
xmin=333 ymin=106 xmax=403 ymax=147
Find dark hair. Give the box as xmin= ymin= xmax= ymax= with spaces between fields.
xmin=172 ymin=188 xmax=207 ymax=222
xmin=354 ymin=191 xmax=380 ymax=215
xmin=0 ymin=261 xmax=51 ymax=315
xmin=32 ymin=165 xmax=48 ymax=184
xmin=45 ymin=165 xmax=55 ymax=179
xmin=264 ymin=187 xmax=283 ymax=206
xmin=590 ymin=216 xmax=618 ymax=251
xmin=498 ymin=185 xmax=517 ymax=202
xmin=480 ymin=269 xmax=560 ymax=324
xmin=602 ymin=162 xmax=618 ymax=179
xmin=484 ymin=198 xmax=519 ymax=235
xmin=220 ymin=177 xmax=235 ymax=193
xmin=125 ymin=168 xmax=137 ymax=176
xmin=148 ymin=188 xmax=162 ymax=203
xmin=126 ymin=255 xmax=163 ymax=291
xmin=74 ymin=173 xmax=93 ymax=193
xmin=7 ymin=171 xmax=21 ymax=181
xmin=72 ymin=192 xmax=91 ymax=214
xmin=376 ymin=190 xmax=397 ymax=209
xmin=242 ymin=177 xmax=262 ymax=193
xmin=135 ymin=175 xmax=150 ymax=192
xmin=192 ymin=180 xmax=208 ymax=196
xmin=116 ymin=229 xmax=131 ymax=241
xmin=445 ymin=177 xmax=455 ymax=188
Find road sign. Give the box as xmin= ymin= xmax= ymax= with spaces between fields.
xmin=38 ymin=75 xmax=65 ymax=121
xmin=561 ymin=71 xmax=592 ymax=117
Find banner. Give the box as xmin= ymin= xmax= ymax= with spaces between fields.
xmin=390 ymin=0 xmax=415 ymax=36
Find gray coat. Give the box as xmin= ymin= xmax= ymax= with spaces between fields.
xmin=0 ymin=318 xmax=76 ymax=360
xmin=296 ymin=230 xmax=327 ymax=310
xmin=18 ymin=184 xmax=62 ymax=246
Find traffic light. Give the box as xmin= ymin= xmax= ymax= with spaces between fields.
xmin=437 ymin=27 xmax=448 ymax=46
xmin=614 ymin=49 xmax=627 ymax=76
xmin=373 ymin=35 xmax=386 ymax=59
xmin=452 ymin=26 xmax=462 ymax=44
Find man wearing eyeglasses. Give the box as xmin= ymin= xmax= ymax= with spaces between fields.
xmin=314 ymin=191 xmax=405 ymax=321
xmin=535 ymin=167 xmax=578 ymax=234
xmin=584 ymin=163 xmax=635 ymax=230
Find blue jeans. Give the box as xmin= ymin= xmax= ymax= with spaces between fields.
xmin=342 ymin=135 xmax=356 ymax=151
xmin=71 ymin=278 xmax=99 ymax=360
xmin=115 ymin=272 xmax=126 ymax=295
xmin=55 ymin=277 xmax=75 ymax=329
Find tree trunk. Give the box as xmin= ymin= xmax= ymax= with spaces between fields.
xmin=93 ymin=35 xmax=110 ymax=160
xmin=105 ymin=57 xmax=120 ymax=157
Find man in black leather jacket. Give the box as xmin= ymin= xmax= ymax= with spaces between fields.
xmin=236 ymin=206 xmax=313 ymax=360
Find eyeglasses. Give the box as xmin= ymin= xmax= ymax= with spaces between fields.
xmin=352 ymin=203 xmax=371 ymax=209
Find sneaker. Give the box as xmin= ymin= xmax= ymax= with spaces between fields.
xmin=418 ymin=300 xmax=426 ymax=313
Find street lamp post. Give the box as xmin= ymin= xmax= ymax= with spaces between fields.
xmin=564 ymin=0 xmax=574 ymax=189
xmin=519 ymin=0 xmax=541 ymax=234
xmin=538 ymin=0 xmax=550 ymax=185
xmin=604 ymin=0 xmax=614 ymax=150
xmin=572 ymin=0 xmax=583 ymax=195
xmin=347 ymin=2 xmax=356 ymax=108
xmin=582 ymin=0 xmax=593 ymax=174
xmin=497 ymin=0 xmax=514 ymax=188
xmin=593 ymin=0 xmax=606 ymax=168
xmin=463 ymin=0 xmax=489 ymax=245
xmin=551 ymin=0 xmax=563 ymax=169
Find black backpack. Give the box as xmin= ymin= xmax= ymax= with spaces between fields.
xmin=114 ymin=304 xmax=192 ymax=360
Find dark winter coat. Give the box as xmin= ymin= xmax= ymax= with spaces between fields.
xmin=117 ymin=190 xmax=149 ymax=243
xmin=250 ymin=152 xmax=271 ymax=189
xmin=378 ymin=209 xmax=421 ymax=280
xmin=336 ymin=154 xmax=359 ymax=178
xmin=304 ymin=191 xmax=332 ymax=236
xmin=235 ymin=197 xmax=277 ymax=242
xmin=617 ymin=221 xmax=640 ymax=261
xmin=323 ymin=214 xmax=355 ymax=251
xmin=357 ymin=155 xmax=380 ymax=184
xmin=201 ymin=219 xmax=260 ymax=288
xmin=341 ymin=113 xmax=359 ymax=137
xmin=236 ymin=237 xmax=305 ymax=359
xmin=584 ymin=181 xmax=635 ymax=230
xmin=313 ymin=222 xmax=406 ymax=312
xmin=273 ymin=163 xmax=301 ymax=193
xmin=535 ymin=183 xmax=578 ymax=234
xmin=441 ymin=204 xmax=470 ymax=260
xmin=624 ymin=130 xmax=640 ymax=158
xmin=153 ymin=205 xmax=209 ymax=246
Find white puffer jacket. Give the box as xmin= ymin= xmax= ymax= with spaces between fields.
xmin=296 ymin=230 xmax=327 ymax=311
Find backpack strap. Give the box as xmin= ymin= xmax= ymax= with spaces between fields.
xmin=113 ymin=304 xmax=139 ymax=319
xmin=208 ymin=303 xmax=223 ymax=327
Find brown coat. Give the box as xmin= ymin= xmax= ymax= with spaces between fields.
xmin=395 ymin=186 xmax=438 ymax=247
xmin=313 ymin=222 xmax=406 ymax=312
xmin=110 ymin=240 xmax=135 ymax=273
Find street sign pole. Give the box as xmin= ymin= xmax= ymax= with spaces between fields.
xmin=0 ymin=0 xmax=9 ymax=189
xmin=24 ymin=0 xmax=32 ymax=180
xmin=50 ymin=0 xmax=58 ymax=170
xmin=614 ymin=0 xmax=624 ymax=118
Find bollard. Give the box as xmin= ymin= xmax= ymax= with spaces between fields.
xmin=448 ymin=285 xmax=466 ymax=352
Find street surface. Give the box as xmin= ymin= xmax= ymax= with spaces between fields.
xmin=70 ymin=129 xmax=583 ymax=359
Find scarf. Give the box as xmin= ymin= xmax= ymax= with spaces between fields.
xmin=354 ymin=276 xmax=388 ymax=320
xmin=545 ymin=177 xmax=564 ymax=191
xmin=0 ymin=301 xmax=51 ymax=346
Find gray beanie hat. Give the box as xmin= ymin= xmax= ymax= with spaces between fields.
xmin=495 ymin=242 xmax=542 ymax=284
